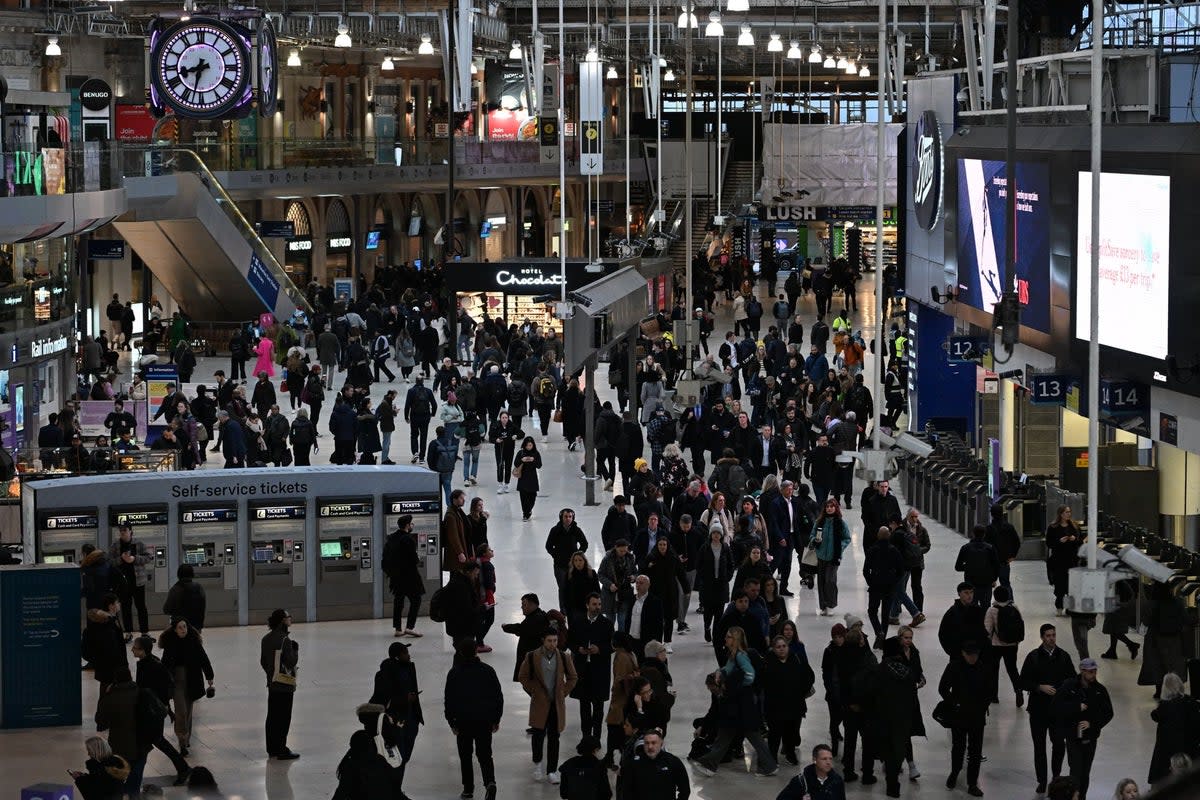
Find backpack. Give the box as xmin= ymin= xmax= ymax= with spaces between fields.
xmin=773 ymin=300 xmax=789 ymax=319
xmin=508 ymin=381 xmax=527 ymax=407
xmin=428 ymin=586 xmax=448 ymax=622
xmin=463 ymin=415 xmax=484 ymax=448
xmin=996 ymin=604 xmax=1026 ymax=644
xmin=409 ymin=390 xmax=432 ymax=418
xmin=432 ymin=441 xmax=457 ymax=474
xmin=374 ymin=335 xmax=390 ymax=358
xmin=535 ymin=375 xmax=556 ymax=402
xmin=723 ymin=463 xmax=748 ymax=497
xmin=745 ymin=299 xmax=763 ymax=319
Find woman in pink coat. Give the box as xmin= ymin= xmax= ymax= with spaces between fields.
xmin=253 ymin=337 xmax=276 ymax=377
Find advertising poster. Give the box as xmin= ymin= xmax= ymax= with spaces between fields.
xmin=40 ymin=150 xmax=65 ymax=195
xmin=1075 ymin=172 xmax=1171 ymax=359
xmin=956 ymin=159 xmax=1051 ymax=333
xmin=143 ymin=365 xmax=178 ymax=444
xmin=0 ymin=566 xmax=82 ymax=728
xmin=115 ymin=104 xmax=159 ymax=143
xmin=1160 ymin=412 xmax=1179 ymax=446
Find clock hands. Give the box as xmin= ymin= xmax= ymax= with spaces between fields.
xmin=179 ymin=58 xmax=211 ymax=81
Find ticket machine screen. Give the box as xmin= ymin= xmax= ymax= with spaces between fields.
xmin=44 ymin=554 xmax=67 ymax=564
xmin=184 ymin=547 xmax=208 ymax=566
xmin=253 ymin=546 xmax=277 ymax=563
xmin=320 ymin=539 xmax=347 ymax=559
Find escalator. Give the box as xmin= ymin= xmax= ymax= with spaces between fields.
xmin=114 ymin=149 xmax=310 ymax=320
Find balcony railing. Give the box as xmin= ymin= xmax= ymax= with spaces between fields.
xmin=0 ymin=142 xmax=124 ymax=197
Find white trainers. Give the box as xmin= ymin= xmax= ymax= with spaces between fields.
xmin=547 ymin=772 xmax=561 ymax=785
xmin=532 ymin=765 xmax=545 ymax=781
xmin=665 ymin=644 xmax=674 ymax=654
xmin=908 ymin=760 xmax=921 ymax=780
xmin=541 ymin=434 xmax=548 ymax=443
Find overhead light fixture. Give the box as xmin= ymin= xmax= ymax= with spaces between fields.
xmin=334 ymin=17 xmax=352 ymax=48
xmin=766 ymin=33 xmax=782 ymax=52
xmin=508 ymin=39 xmax=521 ymax=59
xmin=808 ymin=44 xmax=822 ymax=64
xmin=786 ymin=40 xmax=801 ymax=59
xmin=823 ymin=53 xmax=835 ymax=68
xmin=845 ymin=57 xmax=857 ymax=74
xmin=418 ymin=33 xmax=434 ymax=54
xmin=44 ymin=36 xmax=61 ymax=56
xmin=677 ymin=4 xmax=697 ymax=29
xmin=381 ymin=55 xmax=394 ymax=71
xmin=287 ymin=48 xmax=301 ymax=67
xmin=705 ymin=11 xmax=724 ymax=37
xmin=726 ymin=0 xmax=749 ymax=11
xmin=180 ymin=0 xmax=194 ymax=20
xmin=859 ymin=63 xmax=870 ymax=77
xmin=737 ymin=25 xmax=754 ymax=46
xmin=664 ymin=67 xmax=676 ymax=81
xmin=658 ymin=56 xmax=667 ymax=66
xmin=836 ymin=51 xmax=848 ymax=70
xmin=585 ymin=44 xmax=599 ymax=61
xmin=607 ymin=64 xmax=618 ymax=79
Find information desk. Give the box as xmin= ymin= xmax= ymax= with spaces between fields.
xmin=20 ymin=467 xmax=440 ymax=627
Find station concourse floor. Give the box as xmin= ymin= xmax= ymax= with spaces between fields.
xmin=2 ymin=280 xmax=1157 ymax=799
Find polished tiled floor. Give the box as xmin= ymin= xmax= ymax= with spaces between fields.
xmin=4 ymin=280 xmax=1157 ymax=799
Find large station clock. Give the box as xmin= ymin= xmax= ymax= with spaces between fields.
xmin=150 ymin=17 xmax=252 ymax=119
xmin=256 ymin=17 xmax=278 ymax=117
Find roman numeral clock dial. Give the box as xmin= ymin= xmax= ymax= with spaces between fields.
xmin=151 ymin=17 xmax=251 ymax=119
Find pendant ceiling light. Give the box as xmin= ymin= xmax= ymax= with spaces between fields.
xmin=287 ymin=49 xmax=302 ymax=67
xmin=766 ymin=33 xmax=782 ymax=52
xmin=705 ymin=11 xmax=724 ymax=37
xmin=844 ymin=56 xmax=857 ymax=74
xmin=677 ymin=5 xmax=697 ymax=29
xmin=726 ymin=0 xmax=748 ymax=11
xmin=737 ymin=25 xmax=754 ymax=46
xmin=44 ymin=36 xmax=61 ymax=56
xmin=786 ymin=40 xmax=801 ymax=59
xmin=381 ymin=55 xmax=395 ymax=71
xmin=585 ymin=44 xmax=599 ymax=61
xmin=858 ymin=63 xmax=870 ymax=77
xmin=607 ymin=64 xmax=618 ymax=79
xmin=807 ymin=44 xmax=822 ymax=64
xmin=508 ymin=40 xmax=522 ymax=59
xmin=835 ymin=51 xmax=848 ymax=70
xmin=664 ymin=67 xmax=676 ymax=81
xmin=418 ymin=33 xmax=435 ymax=54
xmin=822 ymin=53 xmax=835 ymax=68
xmin=334 ymin=17 xmax=352 ymax=48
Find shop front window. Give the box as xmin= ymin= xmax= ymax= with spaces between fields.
xmin=0 ymin=238 xmax=75 ymax=334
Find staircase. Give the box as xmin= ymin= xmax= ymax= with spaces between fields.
xmin=671 ymin=197 xmax=715 ymax=276
xmin=721 ymin=160 xmax=761 ymax=212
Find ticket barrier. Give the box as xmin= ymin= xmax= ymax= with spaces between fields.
xmin=382 ymin=496 xmax=443 ymax=620
xmin=179 ymin=506 xmax=239 ymax=627
xmin=110 ymin=506 xmax=170 ymax=631
xmin=315 ymin=499 xmax=374 ymax=621
xmin=248 ymin=502 xmax=308 ymax=624
xmin=35 ymin=509 xmax=101 ymax=565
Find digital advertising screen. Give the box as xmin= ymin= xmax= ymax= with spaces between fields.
xmin=1075 ymin=172 xmax=1170 ymax=359
xmin=956 ymin=158 xmax=1051 ymax=332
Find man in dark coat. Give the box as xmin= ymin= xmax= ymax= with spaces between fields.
xmin=568 ymin=593 xmax=614 ymax=742
xmin=442 ymin=561 xmax=482 ymax=642
xmin=939 ymin=642 xmax=992 ymax=796
xmin=83 ymin=594 xmax=128 ymax=699
xmin=1019 ymin=623 xmax=1077 ymax=794
xmin=162 ymin=565 xmax=207 ymax=631
xmin=955 ymin=525 xmax=1001 ymax=603
xmin=619 ymin=729 xmax=690 ymax=800
xmin=444 ymin=639 xmax=504 ymax=800
xmin=545 ymin=509 xmax=588 ymax=611
xmin=938 ymin=583 xmax=989 ymax=658
xmin=862 ymin=526 xmax=906 ymax=649
xmin=131 ymin=636 xmax=191 ymax=784
xmin=624 ymin=575 xmax=664 ymax=660
xmin=1053 ymin=658 xmax=1114 ymax=800
xmin=985 ymin=505 xmax=1022 ymax=591
xmin=776 ymin=744 xmax=848 ymax=800
xmin=615 ymin=413 xmax=645 ymax=491
xmin=860 ymin=648 xmax=921 ymax=797
xmin=500 ymin=593 xmax=550 ymax=682
xmin=601 ymin=497 xmax=638 ymax=550
xmin=217 ymin=411 xmax=246 ymax=468
xmin=382 ymin=515 xmax=426 ymax=637
xmin=862 ymin=480 xmax=901 ymax=540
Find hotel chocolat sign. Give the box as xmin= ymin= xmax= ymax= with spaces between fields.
xmin=912 ymin=110 xmax=944 ymax=231
xmin=449 ymin=261 xmax=612 ymax=294
xmin=79 ymin=78 xmax=113 ymax=112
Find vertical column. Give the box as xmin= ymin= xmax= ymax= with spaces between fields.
xmin=998 ymin=377 xmax=1015 ymax=472
xmin=1158 ymin=444 xmax=1200 ymax=550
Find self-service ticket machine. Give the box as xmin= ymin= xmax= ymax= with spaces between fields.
xmin=179 ymin=506 xmax=239 ymax=627
xmin=248 ymin=501 xmax=308 ymax=624
xmin=315 ymin=498 xmax=375 ymax=621
xmin=35 ymin=509 xmax=101 ymax=565
xmin=110 ymin=506 xmax=170 ymax=631
xmin=382 ymin=496 xmax=444 ymax=605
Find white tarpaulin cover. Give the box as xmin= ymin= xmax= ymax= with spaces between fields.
xmin=760 ymin=123 xmax=903 ymax=207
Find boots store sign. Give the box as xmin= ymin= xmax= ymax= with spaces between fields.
xmin=912 ymin=110 xmax=944 ymax=231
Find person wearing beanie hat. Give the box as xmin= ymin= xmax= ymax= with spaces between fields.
xmin=984 ymin=585 xmax=1025 ymax=707
xmin=1052 ymin=656 xmax=1113 ymax=799
xmin=260 ymin=609 xmax=300 ymax=760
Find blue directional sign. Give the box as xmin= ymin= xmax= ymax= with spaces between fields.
xmin=1030 ymin=374 xmax=1074 ymax=406
xmin=946 ymin=335 xmax=991 ymax=364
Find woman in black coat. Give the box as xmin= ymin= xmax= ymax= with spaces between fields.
xmin=561 ymin=379 xmax=586 ymax=450
xmin=356 ymin=400 xmax=382 ymax=464
xmin=761 ymin=576 xmax=788 ymax=640
xmin=564 ymin=551 xmax=602 ymax=618
xmin=695 ymin=527 xmax=734 ymax=642
xmin=1045 ymin=505 xmax=1083 ymax=612
xmin=332 ymin=730 xmax=397 ymax=800
xmin=1147 ymin=673 xmax=1200 ymax=786
xmin=644 ymin=537 xmax=690 ymax=645
xmin=158 ymin=617 xmax=214 ymax=755
xmin=513 ymin=437 xmax=543 ymax=520
xmin=884 ymin=626 xmax=927 ymax=773
xmin=761 ymin=635 xmax=816 ymax=766
xmin=733 ymin=545 xmax=772 ymax=596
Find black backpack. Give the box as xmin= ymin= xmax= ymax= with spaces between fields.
xmin=995 ymin=604 xmax=1025 ymax=644
xmin=428 ymin=586 xmax=448 ymax=622
xmin=409 ymin=390 xmax=432 ymax=418
xmin=745 ymin=299 xmax=763 ymax=319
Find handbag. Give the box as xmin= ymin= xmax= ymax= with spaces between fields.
xmin=931 ymin=699 xmax=956 ymax=729
xmin=512 ymin=462 xmax=524 ymax=480
xmin=271 ymin=644 xmax=297 ymax=689
xmin=552 ymin=409 xmax=564 ymax=423
xmin=801 ymin=546 xmax=820 ymax=569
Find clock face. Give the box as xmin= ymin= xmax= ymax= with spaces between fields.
xmin=152 ymin=18 xmax=250 ymax=119
xmin=257 ymin=19 xmax=278 ymax=116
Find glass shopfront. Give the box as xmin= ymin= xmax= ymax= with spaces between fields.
xmin=0 ymin=238 xmax=75 ymax=335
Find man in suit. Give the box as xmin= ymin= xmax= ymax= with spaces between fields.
xmin=769 ymin=479 xmax=809 ymax=597
xmin=568 ymin=593 xmax=615 ymax=741
xmin=749 ymin=424 xmax=784 ymax=483
xmin=633 ymin=513 xmax=667 ymax=571
xmin=624 ymin=575 xmax=664 ymax=660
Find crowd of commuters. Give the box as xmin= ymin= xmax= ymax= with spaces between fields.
xmin=62 ymin=261 xmax=1197 ymax=800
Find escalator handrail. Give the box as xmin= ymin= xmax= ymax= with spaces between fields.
xmin=157 ymin=148 xmax=312 ymax=314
